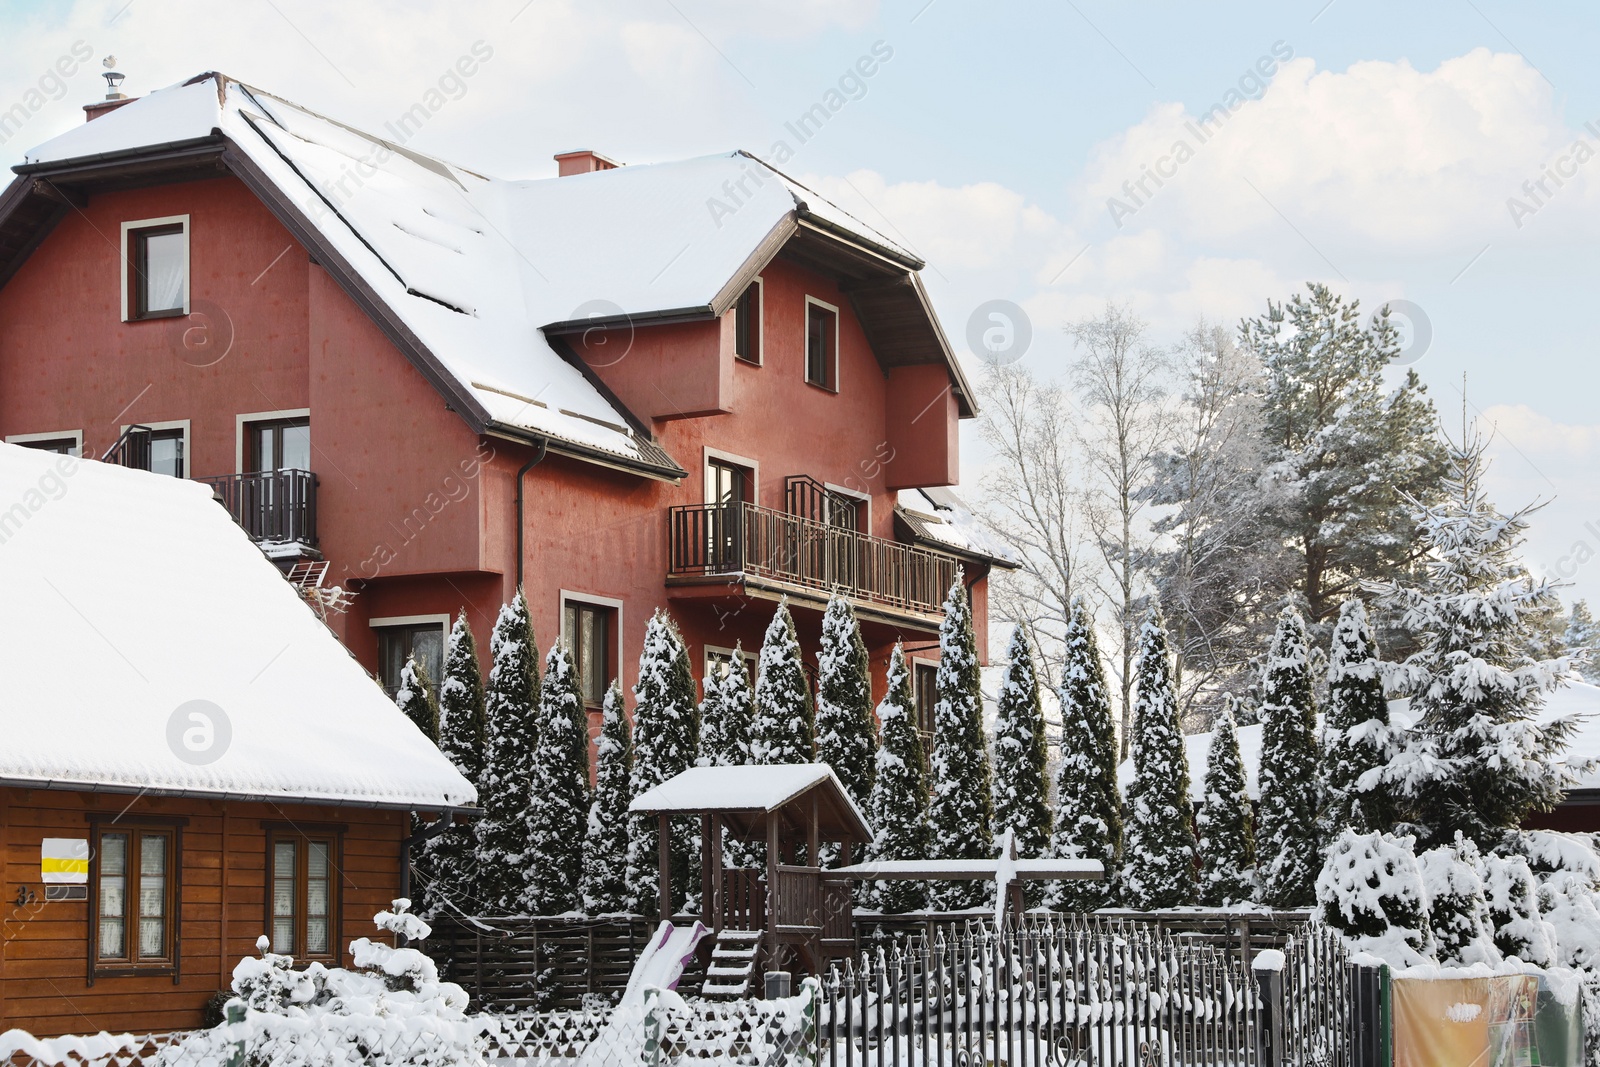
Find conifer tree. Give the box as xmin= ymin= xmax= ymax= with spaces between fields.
xmin=992 ymin=627 xmax=1051 ymax=906
xmin=524 ymin=642 xmax=591 ymax=914
xmin=1316 ymin=829 xmax=1432 ymax=966
xmin=422 ymin=612 xmax=487 ymax=912
xmin=1121 ymin=611 xmax=1198 ymax=909
xmin=1196 ymin=697 xmax=1255 ymax=905
xmin=815 ymin=596 xmax=877 ymax=813
xmin=697 ymin=648 xmax=759 ymax=869
xmin=582 ymin=682 xmax=633 ymax=914
xmin=1323 ymin=597 xmax=1395 ymax=834
xmin=1047 ymin=597 xmax=1122 ymax=911
xmin=750 ymin=599 xmax=815 ymax=765
xmin=1418 ymin=838 xmax=1499 ymax=966
xmin=396 ymin=654 xmax=439 ymax=743
xmin=866 ymin=646 xmax=930 ymax=913
xmin=1480 ymin=853 xmax=1556 ymax=967
xmin=928 ymin=571 xmax=996 ymax=909
xmin=1377 ymin=431 xmax=1576 ymax=850
xmin=477 ymin=593 xmax=539 ymax=913
xmin=625 ymin=610 xmax=701 ymax=915
xmin=1257 ymin=607 xmax=1323 ymax=907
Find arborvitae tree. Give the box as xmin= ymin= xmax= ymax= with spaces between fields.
xmin=1121 ymin=611 xmax=1198 ymax=909
xmin=1316 ymin=829 xmax=1432 ymax=967
xmin=1418 ymin=838 xmax=1499 ymax=966
xmin=582 ymin=682 xmax=633 ymax=914
xmin=698 ymin=647 xmax=759 ymax=869
xmin=815 ymin=596 xmax=877 ymax=813
xmin=866 ymin=645 xmax=930 ymax=913
xmin=1378 ymin=431 xmax=1575 ymax=851
xmin=422 ymin=613 xmax=487 ymax=912
xmin=625 ymin=610 xmax=700 ymax=915
xmin=1323 ymin=598 xmax=1395 ymax=835
xmin=992 ymin=627 xmax=1051 ymax=906
xmin=477 ymin=593 xmax=539 ymax=913
xmin=927 ymin=571 xmax=996 ymax=909
xmin=1196 ymin=697 xmax=1255 ymax=905
xmin=396 ymin=654 xmax=439 ymax=743
xmin=1257 ymin=607 xmax=1323 ymax=907
xmin=1481 ymin=852 xmax=1556 ymax=967
xmin=524 ymin=643 xmax=591 ymax=914
xmin=750 ymin=599 xmax=815 ymax=765
xmin=1047 ymin=597 xmax=1122 ymax=912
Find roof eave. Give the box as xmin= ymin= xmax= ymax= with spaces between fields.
xmin=0 ymin=774 xmax=478 ymax=817
xmin=484 ymin=422 xmax=685 ymax=483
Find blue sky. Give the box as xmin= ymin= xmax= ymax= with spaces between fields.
xmin=4 ymin=0 xmax=1599 ymax=600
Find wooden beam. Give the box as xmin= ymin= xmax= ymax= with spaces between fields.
xmin=709 ymin=814 xmax=724 ymax=933
xmin=766 ymin=816 xmax=779 ymax=968
xmin=700 ymin=814 xmax=713 ymax=928
xmin=807 ymin=792 xmax=819 ymax=864
xmin=658 ymin=813 xmax=672 ymax=923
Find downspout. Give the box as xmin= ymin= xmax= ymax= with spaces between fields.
xmin=514 ymin=438 xmax=550 ymax=589
xmin=398 ymin=812 xmax=457 ymax=946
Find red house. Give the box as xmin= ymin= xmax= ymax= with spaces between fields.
xmin=0 ymin=72 xmax=1014 ymax=745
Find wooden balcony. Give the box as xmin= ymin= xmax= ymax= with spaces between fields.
xmin=196 ymin=469 xmax=319 ymax=550
xmin=667 ymin=501 xmax=958 ymax=621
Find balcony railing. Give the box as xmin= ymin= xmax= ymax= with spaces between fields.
xmin=197 ymin=469 xmax=319 ymax=547
xmin=667 ymin=500 xmax=958 ymax=617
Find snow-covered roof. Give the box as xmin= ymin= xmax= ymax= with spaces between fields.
xmin=629 ymin=763 xmax=872 ymax=840
xmin=833 ymin=858 xmax=1103 ymax=879
xmin=17 ymin=73 xmax=954 ymax=478
xmin=0 ymin=443 xmax=476 ymax=811
xmin=897 ymin=487 xmax=1021 ymax=567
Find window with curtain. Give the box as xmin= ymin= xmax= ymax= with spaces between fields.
xmin=376 ymin=623 xmax=446 ymax=698
xmin=269 ymin=833 xmax=336 ymax=960
xmin=563 ymin=599 xmax=616 ymax=708
xmin=129 ymin=222 xmax=187 ymax=320
xmin=94 ymin=826 xmax=175 ymax=968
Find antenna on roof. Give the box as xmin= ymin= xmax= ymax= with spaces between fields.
xmin=101 ymin=56 xmax=126 ymax=100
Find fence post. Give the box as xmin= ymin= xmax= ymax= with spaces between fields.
xmin=800 ymin=975 xmax=820 ymax=1066
xmin=1253 ymin=953 xmax=1286 ymax=1067
xmin=1351 ymin=962 xmax=1386 ymax=1067
xmin=224 ymin=1001 xmax=246 ymax=1067
xmin=643 ymin=986 xmax=663 ymax=1067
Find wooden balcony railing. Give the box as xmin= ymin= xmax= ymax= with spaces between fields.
xmin=772 ymin=865 xmax=822 ymax=929
xmin=667 ymin=501 xmax=958 ymax=617
xmin=197 ymin=469 xmax=319 ymax=546
xmin=720 ymin=868 xmax=766 ymax=931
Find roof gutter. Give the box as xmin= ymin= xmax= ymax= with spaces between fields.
xmin=484 ymin=422 xmax=683 ymax=483
xmin=0 ymin=774 xmax=477 ymax=816
xmin=514 ymin=437 xmax=549 ymax=588
xmin=12 ymin=133 xmax=227 ymax=176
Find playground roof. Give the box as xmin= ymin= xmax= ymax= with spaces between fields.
xmin=629 ymin=763 xmax=873 ymax=844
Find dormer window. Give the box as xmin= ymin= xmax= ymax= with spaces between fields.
xmin=734 ymin=280 xmax=762 ymax=365
xmin=805 ymin=297 xmax=838 ymax=391
xmin=122 ymin=215 xmax=189 ymax=321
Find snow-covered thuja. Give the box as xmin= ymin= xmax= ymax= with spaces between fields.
xmin=866 ymin=645 xmax=930 ymax=913
xmin=1566 ymin=600 xmax=1600 ymax=684
xmin=751 ymin=598 xmax=815 ymax=765
xmin=1418 ymin=838 xmax=1499 ymax=966
xmin=1121 ymin=611 xmax=1199 ymax=909
xmin=1316 ymin=829 xmax=1432 ymax=967
xmin=477 ymin=593 xmax=539 ymax=913
xmin=991 ymin=627 xmax=1051 ymax=906
xmin=524 ymin=643 xmax=591 ymax=914
xmin=421 ymin=613 xmax=487 ymax=913
xmin=625 ymin=610 xmax=701 ymax=915
xmin=1196 ymin=697 xmax=1256 ymax=905
xmin=698 ymin=647 xmax=752 ymax=768
xmin=1047 ymin=596 xmax=1122 ymax=912
xmin=1256 ymin=607 xmax=1323 ymax=908
xmin=927 ymin=571 xmax=996 ymax=909
xmin=815 ymin=596 xmax=877 ymax=813
xmin=582 ymin=682 xmax=633 ymax=914
xmin=396 ymin=653 xmax=439 ymax=743
xmin=1480 ymin=852 xmax=1556 ymax=967
xmin=1322 ymin=598 xmax=1395 ymax=835
xmin=1377 ymin=431 xmax=1575 ymax=850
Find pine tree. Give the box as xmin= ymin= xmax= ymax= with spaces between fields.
xmin=1418 ymin=838 xmax=1499 ymax=966
xmin=991 ymin=627 xmax=1051 ymax=906
xmin=1377 ymin=431 xmax=1576 ymax=850
xmin=1257 ymin=607 xmax=1323 ymax=907
xmin=396 ymin=654 xmax=439 ymax=743
xmin=927 ymin=571 xmax=996 ymax=909
xmin=422 ymin=612 xmax=487 ymax=913
xmin=815 ymin=597 xmax=877 ymax=814
xmin=582 ymin=682 xmax=633 ymax=914
xmin=1316 ymin=829 xmax=1432 ymax=967
xmin=866 ymin=645 xmax=930 ymax=913
xmin=1323 ymin=598 xmax=1395 ymax=835
xmin=524 ymin=642 xmax=591 ymax=914
xmin=477 ymin=593 xmax=539 ymax=913
xmin=750 ymin=599 xmax=815 ymax=765
xmin=1196 ymin=697 xmax=1255 ymax=905
xmin=1047 ymin=597 xmax=1122 ymax=912
xmin=625 ymin=610 xmax=700 ymax=915
xmin=1121 ymin=611 xmax=1198 ymax=909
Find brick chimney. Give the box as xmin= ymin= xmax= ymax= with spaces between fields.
xmin=553 ymin=150 xmax=621 ymax=177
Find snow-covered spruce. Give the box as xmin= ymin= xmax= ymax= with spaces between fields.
xmin=1120 ymin=610 xmax=1198 ymax=910
xmin=815 ymin=596 xmax=877 ymax=815
xmin=698 ymin=647 xmax=760 ymax=870
xmin=476 ymin=593 xmax=539 ymax=914
xmin=582 ymin=682 xmax=633 ymax=915
xmin=750 ymin=598 xmax=815 ymax=766
xmin=927 ymin=571 xmax=996 ymax=910
xmin=1316 ymin=828 xmax=1432 ymax=967
xmin=1565 ymin=600 xmax=1600 ymax=684
xmin=1417 ymin=836 xmax=1499 ymax=966
xmin=625 ymin=610 xmax=701 ymax=915
xmin=524 ymin=642 xmax=591 ymax=915
xmin=420 ymin=612 xmax=486 ymax=915
xmin=1047 ymin=597 xmax=1122 ymax=912
xmin=1376 ymin=430 xmax=1576 ymax=850
xmin=1480 ymin=852 xmax=1556 ymax=968
xmin=1322 ymin=597 xmax=1395 ymax=835
xmin=991 ymin=627 xmax=1051 ymax=907
xmin=866 ymin=644 xmax=931 ymax=913
xmin=396 ymin=653 xmax=439 ymax=743
xmin=1256 ymin=606 xmax=1322 ymax=908
xmin=1196 ymin=696 xmax=1255 ymax=906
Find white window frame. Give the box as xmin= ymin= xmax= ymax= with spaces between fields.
xmin=734 ymin=276 xmax=764 ymax=366
xmin=120 ymin=214 xmax=191 ymax=323
xmin=120 ymin=418 xmax=191 ymax=477
xmin=369 ymin=614 xmax=451 ymax=691
xmin=704 ymin=642 xmax=757 ymax=685
xmin=559 ymin=590 xmax=624 ymax=698
xmin=236 ymin=408 xmax=312 ymax=473
xmin=703 ymin=446 xmax=760 ymax=507
xmin=803 ymin=295 xmax=840 ymax=392
xmin=6 ymin=429 xmax=84 ymax=457
xmin=825 ymin=480 xmax=870 ymax=531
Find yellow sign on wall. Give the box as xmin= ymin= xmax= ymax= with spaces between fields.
xmin=41 ymin=837 xmax=89 ymax=884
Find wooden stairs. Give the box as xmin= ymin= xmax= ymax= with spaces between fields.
xmin=700 ymin=928 xmax=762 ymax=999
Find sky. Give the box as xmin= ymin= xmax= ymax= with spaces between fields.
xmin=4 ymin=0 xmax=1600 ymax=603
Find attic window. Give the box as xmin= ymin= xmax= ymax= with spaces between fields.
xmin=122 ymin=215 xmax=189 ymax=322
xmin=805 ymin=297 xmax=838 ymax=391
xmin=734 ymin=280 xmax=762 ymax=365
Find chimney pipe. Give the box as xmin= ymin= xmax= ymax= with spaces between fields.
xmin=553 ymin=150 xmax=621 ymax=177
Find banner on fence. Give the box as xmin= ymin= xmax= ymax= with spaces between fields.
xmin=1393 ymin=973 xmax=1579 ymax=1067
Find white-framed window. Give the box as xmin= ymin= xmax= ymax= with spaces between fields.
xmin=120 ymin=419 xmax=191 ymax=479
xmin=6 ymin=429 xmax=83 ymax=457
xmin=804 ymin=295 xmax=839 ymax=392
xmin=121 ymin=214 xmax=190 ymax=322
xmin=236 ymin=408 xmax=312 ymax=474
xmin=733 ymin=278 xmax=763 ymax=365
xmin=703 ymin=447 xmax=760 ymax=506
xmin=371 ymin=613 xmax=451 ymax=698
xmin=560 ymin=590 xmax=624 ymax=709
xmin=704 ymin=643 xmax=757 ymax=693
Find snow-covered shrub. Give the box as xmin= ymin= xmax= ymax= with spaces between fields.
xmin=1315 ymin=829 xmax=1432 ymax=967
xmin=1417 ymin=838 xmax=1498 ymax=966
xmin=1480 ymin=852 xmax=1557 ymax=967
